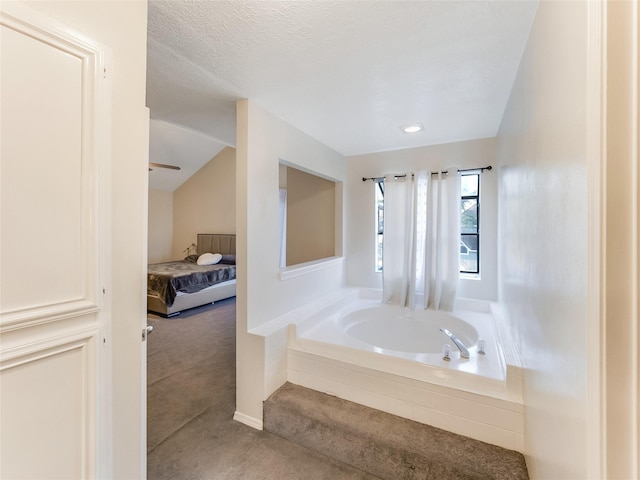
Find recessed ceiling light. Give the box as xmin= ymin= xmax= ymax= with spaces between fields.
xmin=401 ymin=123 xmax=424 ymax=134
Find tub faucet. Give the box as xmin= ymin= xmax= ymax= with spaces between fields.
xmin=439 ymin=328 xmax=470 ymax=359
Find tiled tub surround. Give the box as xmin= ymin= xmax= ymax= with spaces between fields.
xmin=285 ymin=288 xmax=524 ymax=453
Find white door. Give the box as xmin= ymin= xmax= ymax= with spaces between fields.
xmin=0 ymin=3 xmax=145 ymax=478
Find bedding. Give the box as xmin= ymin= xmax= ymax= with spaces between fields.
xmin=148 ymin=260 xmax=236 ymax=307
xmin=147 ymin=233 xmax=237 ymax=316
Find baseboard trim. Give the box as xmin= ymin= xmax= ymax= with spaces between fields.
xmin=233 ymin=411 xmax=263 ymax=430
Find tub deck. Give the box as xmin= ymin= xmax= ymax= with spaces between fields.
xmin=295 ymin=297 xmax=512 ymax=393
xmin=285 ymin=288 xmax=525 ymax=453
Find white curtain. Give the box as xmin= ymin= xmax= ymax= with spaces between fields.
xmin=382 ymin=169 xmax=460 ymax=311
xmin=278 ymin=189 xmax=287 ymax=269
xmin=381 ymin=174 xmax=415 ymax=306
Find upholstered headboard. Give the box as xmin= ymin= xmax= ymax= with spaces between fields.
xmin=197 ymin=234 xmax=236 ymax=256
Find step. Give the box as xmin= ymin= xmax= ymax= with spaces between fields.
xmin=264 ymin=382 xmax=529 ymax=480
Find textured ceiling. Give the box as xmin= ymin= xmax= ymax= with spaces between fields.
xmin=147 ymin=0 xmax=538 ymax=189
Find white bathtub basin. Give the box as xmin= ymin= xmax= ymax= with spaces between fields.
xmin=340 ymin=305 xmax=479 ymax=354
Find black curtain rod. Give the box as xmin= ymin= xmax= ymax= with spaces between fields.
xmin=362 ymin=174 xmax=411 ymax=183
xmin=361 ymin=165 xmax=492 ymax=182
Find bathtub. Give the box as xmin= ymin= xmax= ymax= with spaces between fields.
xmin=292 ymin=290 xmax=511 ymax=392
xmin=340 ymin=305 xmax=481 ymax=360
xmin=286 ymin=288 xmax=525 ymax=451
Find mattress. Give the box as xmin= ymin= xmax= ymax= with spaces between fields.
xmin=147 ymin=261 xmax=236 ymax=306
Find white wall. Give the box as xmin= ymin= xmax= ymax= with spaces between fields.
xmin=236 ymin=100 xmax=346 ymax=423
xmin=496 ymin=1 xmax=589 ymax=478
xmin=346 ymin=137 xmax=498 ymax=301
xmin=148 ymin=189 xmax=173 ymax=263
xmin=172 ymin=146 xmax=236 ymax=259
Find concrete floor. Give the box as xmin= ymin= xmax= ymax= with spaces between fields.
xmin=146 ymin=298 xmax=378 ymax=480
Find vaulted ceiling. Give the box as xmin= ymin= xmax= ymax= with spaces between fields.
xmin=146 ymin=0 xmax=538 ymax=190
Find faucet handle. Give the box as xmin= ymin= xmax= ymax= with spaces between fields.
xmin=442 ymin=343 xmax=451 ymax=361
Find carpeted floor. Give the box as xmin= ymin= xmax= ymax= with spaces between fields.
xmin=146 ymin=298 xmax=378 ymax=480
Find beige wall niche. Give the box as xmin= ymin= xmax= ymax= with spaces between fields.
xmin=284 ymin=165 xmax=336 ymax=266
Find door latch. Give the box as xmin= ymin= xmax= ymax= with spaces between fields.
xmin=142 ymin=324 xmax=154 ymax=341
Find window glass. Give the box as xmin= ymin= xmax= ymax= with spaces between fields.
xmin=461 ymin=198 xmax=478 ymax=234
xmin=460 ymin=173 xmax=479 ymax=274
xmin=461 ymin=174 xmax=479 ymax=196
xmin=375 ymin=182 xmax=384 ymax=272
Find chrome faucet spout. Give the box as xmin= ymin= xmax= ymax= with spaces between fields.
xmin=439 ymin=328 xmax=470 ymax=359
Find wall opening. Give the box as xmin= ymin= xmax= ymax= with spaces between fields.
xmin=279 ymin=163 xmax=342 ymax=268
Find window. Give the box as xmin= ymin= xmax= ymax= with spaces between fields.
xmin=374 ymin=172 xmax=481 ymax=274
xmin=375 ymin=180 xmax=384 ymax=272
xmin=460 ymin=173 xmax=479 ymax=274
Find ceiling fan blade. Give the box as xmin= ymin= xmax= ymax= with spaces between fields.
xmin=149 ymin=162 xmax=181 ymax=171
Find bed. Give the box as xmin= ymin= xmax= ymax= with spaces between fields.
xmin=147 ymin=233 xmax=237 ymax=317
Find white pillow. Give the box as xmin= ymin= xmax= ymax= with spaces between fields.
xmin=197 ymin=253 xmax=222 ymax=266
